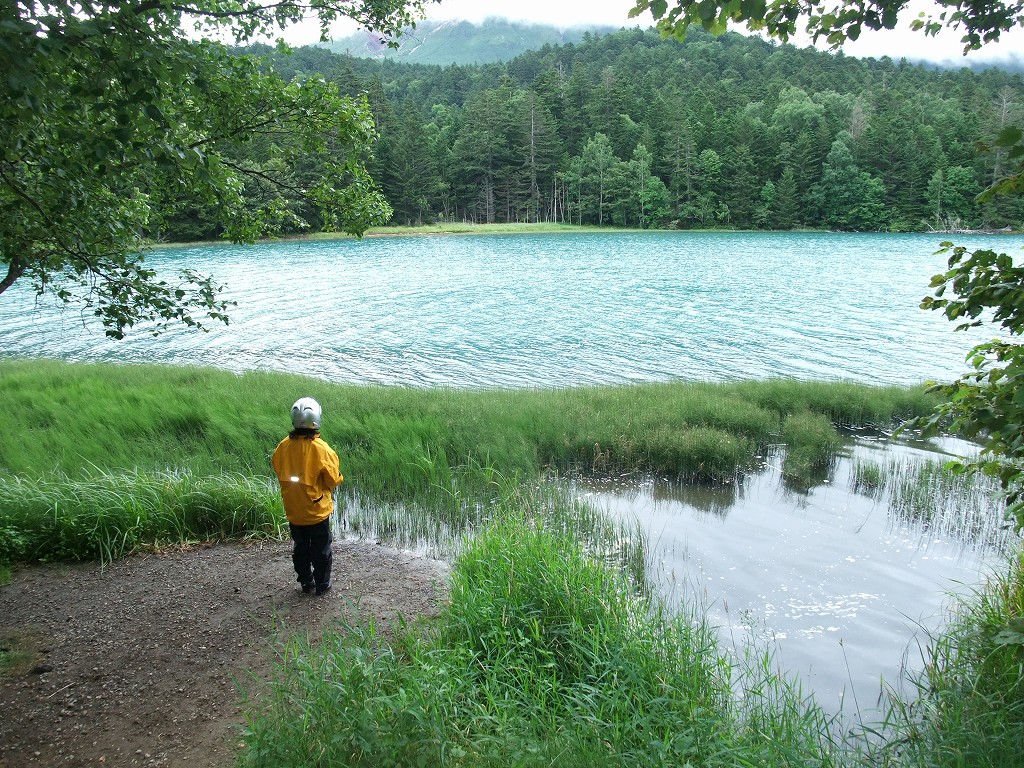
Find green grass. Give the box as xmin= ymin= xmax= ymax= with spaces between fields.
xmin=240 ymin=509 xmax=841 ymax=768
xmin=781 ymin=410 xmax=842 ymax=487
xmin=0 ymin=359 xmax=940 ymax=562
xmin=0 ymin=648 xmax=33 ymax=676
xmin=0 ymin=469 xmax=284 ymax=564
xmin=0 ymin=358 xmax=937 ymax=488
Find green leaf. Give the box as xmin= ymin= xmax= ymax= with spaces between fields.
xmin=992 ymin=628 xmax=1024 ymax=646
xmin=994 ymin=126 xmax=1023 ymax=148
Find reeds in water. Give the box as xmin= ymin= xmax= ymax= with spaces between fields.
xmin=850 ymin=457 xmax=1014 ymax=553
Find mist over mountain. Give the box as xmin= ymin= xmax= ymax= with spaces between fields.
xmin=321 ymin=17 xmax=620 ymax=66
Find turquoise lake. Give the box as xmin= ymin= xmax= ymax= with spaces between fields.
xmin=3 ymin=229 xmax=1024 ymax=723
xmin=3 ymin=231 xmax=1023 ymax=386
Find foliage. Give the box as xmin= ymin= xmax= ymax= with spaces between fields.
xmin=0 ymin=0 xmax=434 ymax=338
xmin=258 ymin=28 xmax=1024 ymax=233
xmin=630 ymin=0 xmax=1024 ymax=53
xmin=912 ymin=242 xmax=1024 ymax=531
xmin=630 ymin=0 xmax=1024 ymax=221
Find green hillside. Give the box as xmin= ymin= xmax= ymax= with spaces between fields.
xmin=322 ymin=17 xmax=619 ymax=65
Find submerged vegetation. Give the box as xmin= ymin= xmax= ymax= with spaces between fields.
xmin=850 ymin=456 xmax=1011 ymax=553
xmin=1 ymin=358 xmax=1021 ymax=766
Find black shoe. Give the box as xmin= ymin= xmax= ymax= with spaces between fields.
xmin=301 ymin=580 xmax=315 ymax=594
xmin=315 ymin=583 xmax=332 ymax=596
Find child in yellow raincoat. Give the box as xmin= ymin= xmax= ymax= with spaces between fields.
xmin=271 ymin=397 xmax=343 ymax=596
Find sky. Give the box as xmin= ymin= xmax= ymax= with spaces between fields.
xmin=281 ymin=0 xmax=1023 ymax=66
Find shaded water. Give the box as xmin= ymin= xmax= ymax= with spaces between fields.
xmin=3 ymin=231 xmax=1024 ymax=386
xmin=577 ymin=435 xmax=1017 ymax=720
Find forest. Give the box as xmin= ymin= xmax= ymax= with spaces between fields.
xmin=163 ymin=27 xmax=1024 ymax=240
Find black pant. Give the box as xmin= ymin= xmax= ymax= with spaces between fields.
xmin=289 ymin=517 xmax=333 ymax=588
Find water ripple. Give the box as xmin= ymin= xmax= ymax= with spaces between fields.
xmin=2 ymin=231 xmax=1022 ymax=388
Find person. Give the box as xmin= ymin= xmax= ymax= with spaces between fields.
xmin=271 ymin=397 xmax=343 ymax=596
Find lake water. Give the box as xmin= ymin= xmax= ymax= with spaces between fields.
xmin=3 ymin=231 xmax=1024 ymax=386
xmin=575 ymin=433 xmax=1016 ymax=722
xmin=3 ymin=230 xmax=1023 ymax=722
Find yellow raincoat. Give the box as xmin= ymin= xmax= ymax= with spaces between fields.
xmin=271 ymin=433 xmax=343 ymax=526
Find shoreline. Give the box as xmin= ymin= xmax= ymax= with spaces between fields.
xmin=147 ymin=222 xmax=1024 ymax=250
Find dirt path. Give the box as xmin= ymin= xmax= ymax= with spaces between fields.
xmin=0 ymin=540 xmax=449 ymax=768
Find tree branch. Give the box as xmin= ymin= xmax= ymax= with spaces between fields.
xmin=0 ymin=257 xmax=26 ymax=297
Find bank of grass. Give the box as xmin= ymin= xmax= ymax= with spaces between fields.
xmin=0 ymin=358 xmax=938 ymax=562
xmin=240 ymin=500 xmax=841 ymax=768
xmin=0 ymin=470 xmax=283 ymax=565
xmin=0 ymin=358 xmax=937 ymax=563
xmin=0 ymin=358 xmax=936 ymax=484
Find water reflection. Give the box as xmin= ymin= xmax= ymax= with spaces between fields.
xmin=573 ymin=436 xmax=1018 ymax=720
xmin=584 ymin=474 xmax=742 ymax=518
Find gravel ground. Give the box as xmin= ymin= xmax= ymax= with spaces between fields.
xmin=0 ymin=540 xmax=449 ymax=768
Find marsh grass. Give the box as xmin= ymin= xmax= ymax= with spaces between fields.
xmin=781 ymin=411 xmax=842 ymax=487
xmin=850 ymin=458 xmax=1012 ymax=552
xmin=0 ymin=359 xmax=937 ymax=565
xmin=0 ymin=470 xmax=283 ymax=564
xmin=0 ymin=359 xmax=935 ymax=487
xmin=851 ymin=458 xmax=887 ymax=498
xmin=240 ymin=511 xmax=842 ymax=768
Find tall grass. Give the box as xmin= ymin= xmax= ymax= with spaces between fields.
xmin=0 ymin=470 xmax=283 ymax=564
xmin=240 ymin=510 xmax=841 ymax=768
xmin=0 ymin=359 xmax=936 ymax=487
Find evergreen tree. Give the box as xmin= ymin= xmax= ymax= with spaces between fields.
xmin=927 ymin=166 xmax=980 ymax=228
xmin=771 ymin=166 xmax=800 ymax=229
xmin=809 ymin=135 xmax=888 ymax=230
xmin=579 ymin=133 xmax=618 ymax=225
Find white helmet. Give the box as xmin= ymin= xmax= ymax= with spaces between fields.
xmin=290 ymin=397 xmax=322 ymax=430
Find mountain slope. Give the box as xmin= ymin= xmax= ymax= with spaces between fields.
xmin=322 ymin=17 xmax=621 ymax=66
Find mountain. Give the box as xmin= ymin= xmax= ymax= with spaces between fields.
xmin=321 ymin=17 xmax=621 ymax=66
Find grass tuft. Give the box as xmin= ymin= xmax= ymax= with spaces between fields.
xmin=870 ymin=550 xmax=1024 ymax=768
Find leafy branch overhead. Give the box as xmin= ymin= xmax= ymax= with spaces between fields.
xmin=0 ymin=0 xmax=435 ymax=338
xmin=630 ymin=0 xmax=1024 ymax=52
